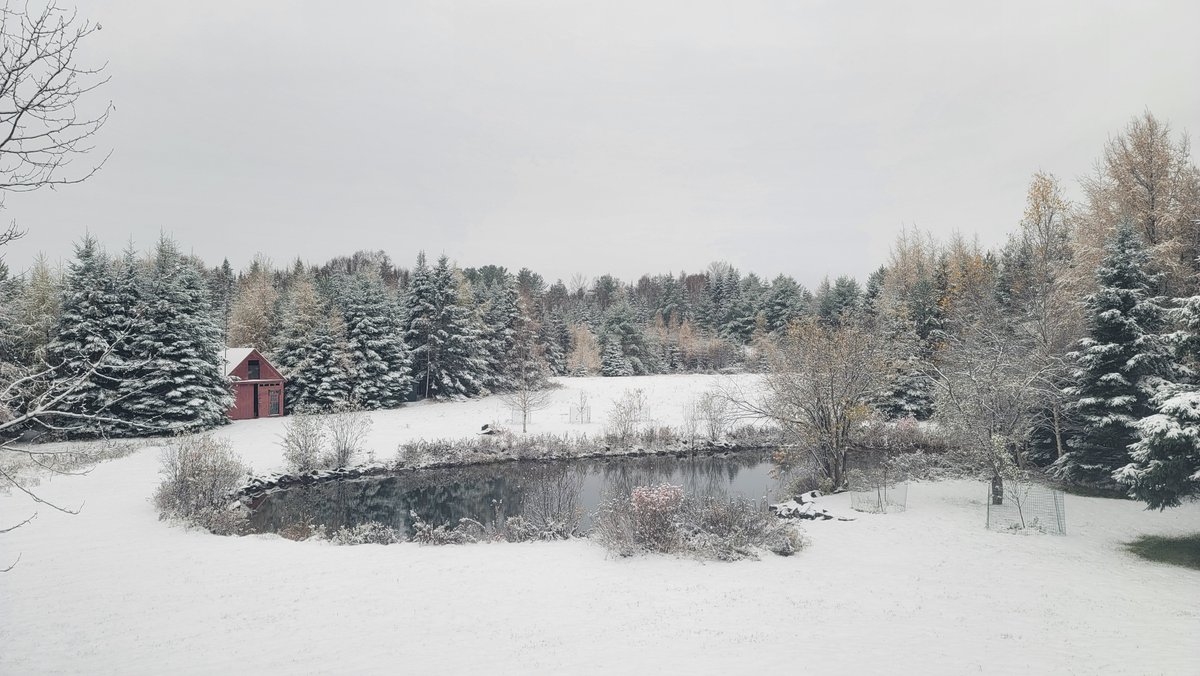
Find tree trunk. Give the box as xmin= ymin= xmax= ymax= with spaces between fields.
xmin=1051 ymin=402 xmax=1065 ymax=459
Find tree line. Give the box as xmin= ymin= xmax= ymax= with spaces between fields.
xmin=1 ymin=111 xmax=1198 ymax=509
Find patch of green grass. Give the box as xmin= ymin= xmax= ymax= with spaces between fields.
xmin=1125 ymin=533 xmax=1200 ymax=571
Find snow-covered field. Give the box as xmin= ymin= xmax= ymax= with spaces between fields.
xmin=2 ymin=375 xmax=1198 ymax=675
xmin=212 ymin=374 xmax=755 ymax=472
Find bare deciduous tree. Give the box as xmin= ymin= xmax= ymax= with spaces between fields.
xmin=929 ymin=319 xmax=1055 ymax=477
xmin=725 ymin=319 xmax=892 ymax=489
xmin=0 ymin=2 xmax=111 ymax=567
xmin=0 ymin=2 xmax=111 ymax=193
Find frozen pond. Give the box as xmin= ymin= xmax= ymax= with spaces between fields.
xmin=247 ymin=451 xmax=791 ymax=536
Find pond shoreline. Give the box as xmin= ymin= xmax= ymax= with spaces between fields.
xmin=235 ymin=440 xmax=780 ymax=501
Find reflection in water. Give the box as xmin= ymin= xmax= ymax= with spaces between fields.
xmin=247 ymin=451 xmax=791 ymax=536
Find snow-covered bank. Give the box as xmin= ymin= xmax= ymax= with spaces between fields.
xmin=3 ymin=452 xmax=1197 ymax=675
xmin=2 ymin=374 xmax=1199 ymax=674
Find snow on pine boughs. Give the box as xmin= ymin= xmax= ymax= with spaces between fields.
xmin=1119 ymin=389 xmax=1200 ymax=509
xmin=124 ymin=238 xmax=232 ymax=433
xmin=340 ymin=269 xmax=412 ymax=409
xmin=1055 ymin=225 xmax=1176 ymax=489
xmin=403 ymin=252 xmax=487 ymax=399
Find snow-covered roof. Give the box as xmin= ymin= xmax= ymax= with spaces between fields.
xmin=222 ymin=347 xmax=256 ymax=376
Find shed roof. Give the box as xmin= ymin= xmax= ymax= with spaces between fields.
xmin=222 ymin=347 xmax=256 ymax=376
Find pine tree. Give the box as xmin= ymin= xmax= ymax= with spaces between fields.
xmin=274 ymin=274 xmax=353 ymax=412
xmin=600 ymin=299 xmax=650 ymax=375
xmin=1116 ymin=294 xmax=1200 ymax=508
xmin=125 ymin=238 xmax=232 ymax=433
xmin=601 ymin=339 xmax=633 ymax=377
xmin=291 ymin=308 xmax=354 ymax=412
xmin=107 ymin=245 xmax=152 ymax=434
xmin=763 ymin=275 xmax=807 ymax=333
xmin=433 ymin=257 xmax=488 ymax=397
xmin=1055 ymin=226 xmax=1176 ymax=488
xmin=45 ymin=237 xmax=122 ymax=433
xmin=340 ymin=270 xmax=411 ymax=409
xmin=403 ymin=253 xmax=487 ymax=399
xmin=478 ymin=277 xmax=521 ymax=391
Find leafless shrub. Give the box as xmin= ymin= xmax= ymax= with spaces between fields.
xmin=606 ymin=388 xmax=649 ymax=446
xmin=325 ymin=407 xmax=372 ymax=468
xmin=515 ymin=466 xmax=584 ymax=538
xmin=280 ymin=414 xmax=326 ymax=473
xmin=154 ymin=435 xmax=248 ymax=533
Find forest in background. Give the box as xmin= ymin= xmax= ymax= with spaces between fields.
xmin=2 ymin=110 xmax=1199 ymax=507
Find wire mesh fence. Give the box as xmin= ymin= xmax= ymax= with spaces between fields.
xmin=568 ymin=404 xmax=591 ymax=424
xmin=985 ymin=477 xmax=1066 ymax=535
xmin=847 ymin=450 xmax=909 ymax=514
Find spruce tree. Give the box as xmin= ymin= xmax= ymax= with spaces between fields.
xmin=430 ymin=255 xmax=488 ymax=397
xmin=1055 ymin=226 xmax=1175 ymax=488
xmin=107 ymin=245 xmax=153 ymax=435
xmin=601 ymin=339 xmax=633 ymax=377
xmin=45 ymin=236 xmax=121 ymax=433
xmin=292 ymin=309 xmax=354 ymax=412
xmin=601 ymin=299 xmax=650 ymax=375
xmin=1117 ymin=294 xmax=1200 ymax=508
xmin=478 ymin=277 xmax=521 ymax=391
xmin=403 ymin=253 xmax=486 ymax=399
xmin=340 ymin=270 xmax=411 ymax=409
xmin=275 ymin=274 xmax=353 ymax=412
xmin=126 ymin=238 xmax=232 ymax=433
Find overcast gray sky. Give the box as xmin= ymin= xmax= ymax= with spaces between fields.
xmin=4 ymin=0 xmax=1199 ymax=288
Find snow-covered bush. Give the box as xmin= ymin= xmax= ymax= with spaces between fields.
xmin=330 ymin=521 xmax=403 ymax=545
xmin=280 ymin=414 xmax=327 ymax=473
xmin=153 ymin=435 xmax=248 ymax=534
xmin=630 ymin=483 xmax=684 ymax=550
xmin=594 ymin=484 xmax=800 ymax=560
xmin=684 ymin=496 xmax=804 ymax=559
xmin=409 ymin=511 xmax=481 ymax=545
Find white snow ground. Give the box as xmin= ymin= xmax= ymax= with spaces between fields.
xmin=209 ymin=374 xmax=760 ymax=471
xmin=2 ymin=375 xmax=1198 ymax=675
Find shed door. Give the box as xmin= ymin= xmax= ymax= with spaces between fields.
xmin=252 ymin=384 xmax=260 ymax=418
xmin=268 ymin=388 xmax=281 ymax=416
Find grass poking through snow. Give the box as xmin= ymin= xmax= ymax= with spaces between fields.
xmin=1125 ymin=533 xmax=1200 ymax=570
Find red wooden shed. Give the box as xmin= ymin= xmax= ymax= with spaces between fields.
xmin=223 ymin=348 xmax=286 ymax=420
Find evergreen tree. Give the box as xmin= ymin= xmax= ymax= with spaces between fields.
xmin=1055 ymin=226 xmax=1176 ymax=488
xmin=1117 ymin=294 xmax=1200 ymax=508
xmin=45 ymin=237 xmax=122 ymax=433
xmin=341 ymin=269 xmax=411 ymax=409
xmin=274 ymin=274 xmax=353 ymax=412
xmin=403 ymin=253 xmax=487 ymax=399
xmin=291 ymin=308 xmax=354 ymax=412
xmin=600 ymin=299 xmax=650 ymax=375
xmin=600 ymin=339 xmax=633 ymax=377
xmin=125 ymin=238 xmax=231 ymax=432
xmin=763 ymin=275 xmax=807 ymax=333
xmin=107 ymin=245 xmax=152 ymax=433
xmin=478 ymin=277 xmax=521 ymax=390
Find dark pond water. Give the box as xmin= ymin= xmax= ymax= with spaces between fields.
xmin=247 ymin=451 xmax=795 ymax=536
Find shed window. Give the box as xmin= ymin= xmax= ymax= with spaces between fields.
xmin=248 ymin=359 xmax=261 ymax=380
